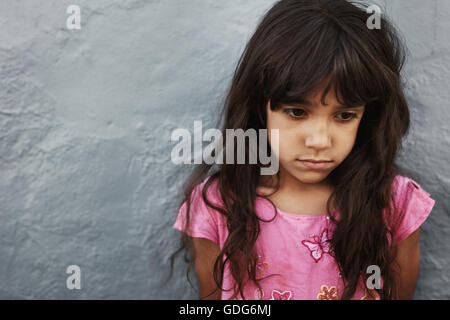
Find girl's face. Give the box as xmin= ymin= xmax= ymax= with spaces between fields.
xmin=266 ymin=83 xmax=365 ymax=188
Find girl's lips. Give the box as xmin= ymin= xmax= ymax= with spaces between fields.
xmin=298 ymin=160 xmax=333 ymax=170
xmin=300 ymin=158 xmax=332 ymax=163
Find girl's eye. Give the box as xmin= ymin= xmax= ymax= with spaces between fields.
xmin=283 ymin=108 xmax=358 ymax=122
xmin=337 ymin=112 xmax=358 ymax=121
xmin=283 ymin=108 xmax=306 ymax=119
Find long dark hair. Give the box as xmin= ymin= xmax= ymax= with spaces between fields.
xmin=169 ymin=0 xmax=410 ymax=300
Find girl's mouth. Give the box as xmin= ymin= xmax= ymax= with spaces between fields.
xmin=297 ymin=159 xmax=333 ymax=170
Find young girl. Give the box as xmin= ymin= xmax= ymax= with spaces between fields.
xmin=169 ymin=0 xmax=435 ymax=300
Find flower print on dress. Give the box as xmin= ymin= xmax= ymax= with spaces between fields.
xmin=317 ymin=285 xmax=338 ymax=300
xmin=270 ymin=290 xmax=293 ymax=300
xmin=256 ymin=256 xmax=269 ymax=280
xmin=301 ymin=229 xmax=331 ymax=263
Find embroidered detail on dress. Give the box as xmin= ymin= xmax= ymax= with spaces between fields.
xmin=256 ymin=256 xmax=269 ymax=280
xmin=301 ymin=230 xmax=331 ymax=263
xmin=317 ymin=285 xmax=338 ymax=300
xmin=270 ymin=290 xmax=293 ymax=300
xmin=361 ymin=288 xmax=381 ymax=300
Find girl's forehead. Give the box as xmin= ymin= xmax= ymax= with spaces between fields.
xmin=300 ymin=75 xmax=340 ymax=101
xmin=304 ymin=88 xmax=338 ymax=106
xmin=283 ymin=89 xmax=365 ymax=110
xmin=273 ymin=72 xmax=369 ymax=108
xmin=296 ymin=82 xmax=343 ymax=107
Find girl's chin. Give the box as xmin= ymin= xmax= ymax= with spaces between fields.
xmin=285 ymin=169 xmax=331 ymax=184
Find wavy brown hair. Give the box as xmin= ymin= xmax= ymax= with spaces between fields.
xmin=169 ymin=0 xmax=410 ymax=300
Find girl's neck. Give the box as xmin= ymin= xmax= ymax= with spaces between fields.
xmin=259 ymin=168 xmax=333 ymax=195
xmin=257 ymin=169 xmax=336 ymax=215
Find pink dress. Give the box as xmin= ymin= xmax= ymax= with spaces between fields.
xmin=173 ymin=175 xmax=435 ymax=300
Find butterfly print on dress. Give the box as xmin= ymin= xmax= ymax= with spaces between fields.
xmin=270 ymin=289 xmax=293 ymax=300
xmin=301 ymin=229 xmax=331 ymax=263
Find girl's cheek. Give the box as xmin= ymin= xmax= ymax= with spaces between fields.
xmin=278 ymin=133 xmax=296 ymax=158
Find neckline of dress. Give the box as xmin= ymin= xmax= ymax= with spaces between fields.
xmin=256 ymin=192 xmax=337 ymax=220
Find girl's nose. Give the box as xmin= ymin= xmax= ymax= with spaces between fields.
xmin=304 ymin=126 xmax=332 ymax=150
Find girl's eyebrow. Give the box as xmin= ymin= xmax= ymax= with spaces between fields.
xmin=293 ymin=98 xmax=365 ymax=109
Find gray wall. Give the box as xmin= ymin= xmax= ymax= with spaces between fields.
xmin=0 ymin=0 xmax=448 ymax=299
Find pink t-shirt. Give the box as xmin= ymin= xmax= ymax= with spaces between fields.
xmin=173 ymin=174 xmax=435 ymax=300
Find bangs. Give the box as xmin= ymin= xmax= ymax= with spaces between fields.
xmin=266 ymin=21 xmax=383 ymax=110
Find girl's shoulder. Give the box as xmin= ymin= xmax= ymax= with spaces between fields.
xmin=392 ymin=174 xmax=426 ymax=192
xmin=192 ymin=175 xmax=222 ymax=206
xmin=187 ymin=174 xmax=231 ymax=220
xmin=389 ymin=174 xmax=436 ymax=244
xmin=391 ymin=174 xmax=433 ymax=205
xmin=173 ymin=175 xmax=225 ymax=244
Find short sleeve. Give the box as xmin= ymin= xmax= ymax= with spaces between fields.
xmin=172 ymin=179 xmax=221 ymax=245
xmin=391 ymin=176 xmax=436 ymax=244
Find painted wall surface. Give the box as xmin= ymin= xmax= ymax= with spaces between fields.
xmin=0 ymin=0 xmax=448 ymax=299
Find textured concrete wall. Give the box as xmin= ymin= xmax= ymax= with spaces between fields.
xmin=0 ymin=0 xmax=448 ymax=299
